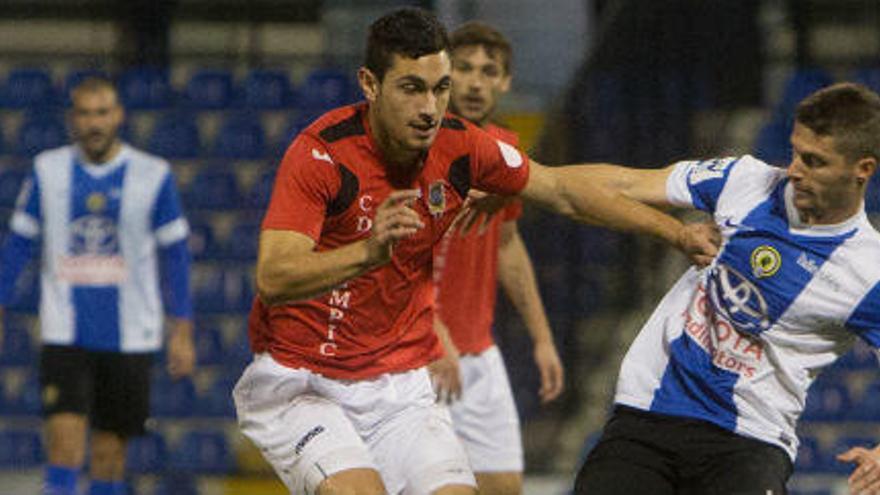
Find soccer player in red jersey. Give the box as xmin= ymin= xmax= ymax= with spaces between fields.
xmin=429 ymin=22 xmax=562 ymax=495
xmin=232 ymin=7 xmax=718 ymax=495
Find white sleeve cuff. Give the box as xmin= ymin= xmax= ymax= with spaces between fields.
xmin=155 ymin=217 xmax=190 ymax=246
xmin=10 ymin=211 xmax=40 ymax=239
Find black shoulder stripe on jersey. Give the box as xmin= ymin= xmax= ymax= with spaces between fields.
xmin=326 ymin=164 xmax=359 ymax=216
xmin=319 ymin=112 xmax=366 ymax=143
xmin=441 ymin=117 xmax=466 ymax=130
xmin=448 ymin=155 xmax=471 ymax=199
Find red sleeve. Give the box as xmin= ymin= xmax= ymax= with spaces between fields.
xmin=502 ymin=198 xmax=523 ymax=221
xmin=262 ymin=133 xmax=340 ymax=241
xmin=469 ymin=125 xmax=530 ymax=195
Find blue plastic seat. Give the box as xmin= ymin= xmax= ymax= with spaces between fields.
xmin=247 ymin=169 xmax=275 ymax=210
xmin=0 ymin=323 xmax=34 ymax=366
xmin=0 ymin=429 xmax=43 ymax=467
xmin=171 ymin=430 xmax=233 ymax=473
xmin=241 ymin=69 xmax=294 ymax=109
xmin=187 ymin=216 xmax=219 ymax=260
xmin=183 ymin=69 xmax=235 ymax=110
xmin=195 ymin=373 xmax=238 ymax=417
xmin=191 ymin=265 xmax=227 ymax=313
xmin=832 ymin=340 xmax=878 ymax=370
xmin=225 ymin=218 xmax=260 ymax=260
xmin=195 ymin=326 xmax=225 ymax=366
xmin=794 ymin=435 xmax=827 ymax=473
xmin=126 ymin=431 xmax=167 ymax=473
xmin=212 ymin=115 xmax=266 ymax=159
xmin=147 ymin=113 xmax=201 ymax=159
xmin=3 ymin=68 xmax=56 ymax=109
xmin=775 ymin=68 xmax=834 ymax=118
xmin=752 ymin=119 xmax=792 ymax=167
xmin=5 ymin=370 xmax=41 ymax=416
xmin=298 ymin=68 xmax=356 ymax=113
xmin=0 ymin=168 xmax=27 ymax=208
xmin=118 ymin=67 xmax=173 ymax=110
xmin=16 ymin=115 xmax=67 ymax=157
xmin=801 ymin=381 xmax=851 ymax=421
xmin=149 ymin=372 xmax=196 ymax=417
xmin=8 ymin=265 xmax=39 ymax=313
xmin=185 ymin=168 xmax=242 ymax=210
xmin=847 ymin=377 xmax=880 ymax=421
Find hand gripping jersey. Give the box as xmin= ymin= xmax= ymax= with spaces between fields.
xmin=434 ymin=123 xmax=523 ymax=355
xmin=5 ymin=145 xmax=189 ymax=352
xmin=249 ymin=103 xmax=530 ymax=379
xmin=614 ymin=155 xmax=880 ymax=460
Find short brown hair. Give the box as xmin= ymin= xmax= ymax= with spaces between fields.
xmin=795 ymin=82 xmax=880 ymax=161
xmin=365 ymin=8 xmax=450 ymax=82
xmin=450 ymin=21 xmax=512 ymax=74
xmin=70 ymin=76 xmax=119 ymax=102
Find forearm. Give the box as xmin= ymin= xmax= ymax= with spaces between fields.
xmin=159 ymin=239 xmax=193 ymax=319
xmin=498 ymin=233 xmax=553 ymax=346
xmin=257 ymin=238 xmax=378 ymax=305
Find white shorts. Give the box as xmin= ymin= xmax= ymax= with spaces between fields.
xmin=449 ymin=345 xmax=523 ymax=473
xmin=232 ymin=353 xmax=476 ymax=495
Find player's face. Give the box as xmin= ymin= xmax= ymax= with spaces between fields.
xmin=787 ymin=122 xmax=874 ymax=224
xmin=361 ymin=51 xmax=452 ymax=159
xmin=450 ymin=45 xmax=510 ymax=126
xmin=70 ymin=88 xmax=124 ymax=163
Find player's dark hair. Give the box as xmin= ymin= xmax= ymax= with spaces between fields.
xmin=71 ymin=76 xmax=119 ymax=103
xmin=796 ymin=82 xmax=880 ymax=161
xmin=365 ymin=7 xmax=450 ymax=82
xmin=450 ymin=21 xmax=512 ymax=74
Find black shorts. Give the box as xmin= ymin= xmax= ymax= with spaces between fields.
xmin=574 ymin=406 xmax=793 ymax=495
xmin=40 ymin=345 xmax=153 ymax=438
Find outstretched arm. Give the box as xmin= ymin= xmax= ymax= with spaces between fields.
xmin=497 ymin=220 xmax=563 ymax=403
xmin=257 ymin=190 xmax=424 ymax=305
xmin=519 ymin=161 xmax=717 ymax=264
xmin=838 ymin=445 xmax=880 ymax=494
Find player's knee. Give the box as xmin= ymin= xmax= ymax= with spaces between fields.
xmin=315 ymin=468 xmax=387 ymax=495
xmin=431 ymin=484 xmax=478 ymax=495
xmin=474 ymin=472 xmax=523 ymax=495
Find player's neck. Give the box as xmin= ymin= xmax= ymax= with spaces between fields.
xmin=80 ymin=140 xmax=123 ymax=165
xmin=796 ymin=202 xmax=861 ymax=226
xmin=368 ymin=110 xmax=422 ymax=171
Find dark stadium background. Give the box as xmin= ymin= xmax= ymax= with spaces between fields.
xmin=0 ymin=1 xmax=876 ymax=493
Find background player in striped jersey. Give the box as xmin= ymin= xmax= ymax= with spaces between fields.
xmin=0 ymin=78 xmax=194 ymax=495
xmin=571 ymin=83 xmax=880 ymax=495
xmin=233 ymin=8 xmax=718 ymax=495
xmin=429 ymin=21 xmax=563 ymax=495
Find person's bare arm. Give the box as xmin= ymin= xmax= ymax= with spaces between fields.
xmin=257 ymin=190 xmax=424 ymax=305
xmin=497 ymin=220 xmax=563 ymax=402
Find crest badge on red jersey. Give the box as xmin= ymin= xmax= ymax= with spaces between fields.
xmin=427 ymin=180 xmax=446 ymax=216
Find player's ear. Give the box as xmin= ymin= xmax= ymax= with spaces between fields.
xmin=358 ymin=67 xmax=380 ymax=103
xmin=855 ymin=156 xmax=877 ymax=188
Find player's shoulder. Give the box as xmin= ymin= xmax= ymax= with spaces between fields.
xmin=304 ymin=103 xmax=368 ymax=146
xmin=33 ymin=145 xmax=75 ymax=171
xmin=125 ymin=144 xmax=172 ymax=174
xmin=484 ymin=122 xmax=519 ymax=146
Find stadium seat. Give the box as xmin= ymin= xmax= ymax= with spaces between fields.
xmin=183 ymin=69 xmax=235 ymax=110
xmin=171 ymin=430 xmax=233 ymax=474
xmin=225 ymin=218 xmax=260 ymax=260
xmin=146 ymin=113 xmax=201 ymax=159
xmin=187 ymin=216 xmax=219 ymax=260
xmin=117 ymin=67 xmax=173 ymax=110
xmin=0 ymin=323 xmax=34 ymax=366
xmin=0 ymin=429 xmax=43 ymax=468
xmin=832 ymin=339 xmax=878 ymax=370
xmin=247 ymin=169 xmax=275 ymax=210
xmin=191 ymin=265 xmax=227 ymax=313
xmin=194 ymin=326 xmax=225 ymax=366
xmin=149 ymin=372 xmax=196 ymax=417
xmin=847 ymin=377 xmax=880 ymax=421
xmin=752 ymin=119 xmax=792 ymax=167
xmin=8 ymin=264 xmax=39 ymax=313
xmin=775 ymin=68 xmax=834 ymax=118
xmin=195 ymin=373 xmax=239 ymax=417
xmin=794 ymin=435 xmax=827 ymax=473
xmin=866 ymin=173 xmax=880 ymax=213
xmin=801 ymin=381 xmax=851 ymax=421
xmin=16 ymin=115 xmax=67 ymax=157
xmin=0 ymin=168 xmax=27 ymax=208
xmin=241 ymin=69 xmax=294 ymax=109
xmin=152 ymin=471 xmax=199 ymax=495
xmin=126 ymin=431 xmax=167 ymax=473
xmin=5 ymin=370 xmax=41 ymax=415
xmin=212 ymin=114 xmax=266 ymax=159
xmin=184 ymin=168 xmax=242 ymax=210
xmin=271 ymin=113 xmax=317 ymax=158
xmin=3 ymin=68 xmax=57 ymax=109
xmin=298 ymin=67 xmax=357 ymax=113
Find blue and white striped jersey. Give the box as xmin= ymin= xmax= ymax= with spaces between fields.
xmin=7 ymin=144 xmax=190 ymax=352
xmin=614 ymin=155 xmax=880 ymax=460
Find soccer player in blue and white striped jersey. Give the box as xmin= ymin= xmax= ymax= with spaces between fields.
xmin=0 ymin=77 xmax=194 ymax=495
xmin=573 ymin=83 xmax=880 ymax=495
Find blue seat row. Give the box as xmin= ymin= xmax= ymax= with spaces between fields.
xmin=0 ymin=66 xmax=359 ymax=112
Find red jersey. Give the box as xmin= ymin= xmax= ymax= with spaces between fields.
xmin=249 ymin=103 xmax=530 ymax=379
xmin=434 ymin=124 xmax=522 ymax=354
